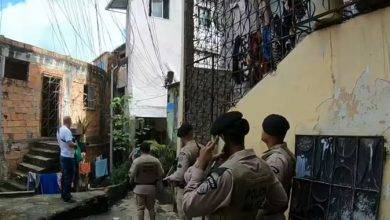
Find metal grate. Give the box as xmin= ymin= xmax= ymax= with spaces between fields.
xmin=291 ymin=135 xmax=384 ymax=219
xmin=41 ymin=76 xmax=61 ymax=137
xmin=84 ymin=85 xmax=97 ymax=110
xmin=184 ymin=0 xmax=367 ymax=143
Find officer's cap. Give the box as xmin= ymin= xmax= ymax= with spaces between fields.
xmin=262 ymin=114 xmax=290 ymax=137
xmin=211 ymin=111 xmax=249 ymax=136
xmin=177 ymin=122 xmax=193 ymax=138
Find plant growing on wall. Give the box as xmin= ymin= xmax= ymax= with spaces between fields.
xmin=145 ymin=140 xmax=177 ymax=173
xmin=76 ymin=117 xmax=91 ymax=135
xmin=111 ymin=96 xmax=133 ymax=164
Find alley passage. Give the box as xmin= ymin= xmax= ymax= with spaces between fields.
xmin=81 ymin=193 xmax=179 ymax=220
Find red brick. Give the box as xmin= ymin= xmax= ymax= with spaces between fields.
xmin=13 ymin=133 xmax=27 ymax=140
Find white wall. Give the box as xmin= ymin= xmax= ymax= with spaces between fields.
xmin=126 ymin=0 xmax=183 ymax=118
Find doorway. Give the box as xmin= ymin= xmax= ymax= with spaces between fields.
xmin=41 ymin=76 xmax=61 ymax=137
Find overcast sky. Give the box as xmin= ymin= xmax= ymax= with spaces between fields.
xmin=0 ymin=0 xmax=126 ymax=62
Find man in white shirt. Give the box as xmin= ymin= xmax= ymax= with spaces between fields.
xmin=57 ymin=116 xmax=76 ymax=202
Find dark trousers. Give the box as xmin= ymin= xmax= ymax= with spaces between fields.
xmin=60 ymin=156 xmax=75 ymax=201
xmin=73 ymin=160 xmax=80 ymax=192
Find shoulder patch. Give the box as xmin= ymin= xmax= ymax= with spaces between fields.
xmin=197 ymin=181 xmax=210 ymax=195
xmin=270 ymin=165 xmax=280 ymax=174
xmin=196 ymin=172 xmax=220 ymax=195
xmin=178 ymin=152 xmax=186 ymax=160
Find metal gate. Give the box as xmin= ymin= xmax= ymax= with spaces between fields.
xmin=41 ymin=76 xmax=61 ymax=137
xmin=184 ymin=0 xmax=364 ymax=144
xmin=185 ymin=55 xmax=236 ymax=144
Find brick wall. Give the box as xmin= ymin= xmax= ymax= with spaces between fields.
xmin=2 ymin=63 xmax=43 ymax=143
xmin=1 ymin=64 xmax=108 ymax=144
xmin=0 ymin=39 xmax=110 ymax=177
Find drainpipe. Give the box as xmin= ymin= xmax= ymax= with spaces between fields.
xmin=110 ymin=60 xmax=115 ymax=174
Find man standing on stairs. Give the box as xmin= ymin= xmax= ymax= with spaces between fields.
xmin=57 ymin=116 xmax=77 ymax=203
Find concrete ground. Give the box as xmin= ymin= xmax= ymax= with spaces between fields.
xmin=0 ymin=191 xmax=108 ymax=220
xmin=0 ymin=190 xmax=178 ymax=220
xmin=81 ymin=193 xmax=179 ymax=220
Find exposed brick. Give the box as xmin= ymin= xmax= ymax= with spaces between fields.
xmin=1 ymin=37 xmax=110 ymax=163
xmin=13 ymin=133 xmax=27 ymax=140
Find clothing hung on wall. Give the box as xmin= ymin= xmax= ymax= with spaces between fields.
xmin=232 ymin=36 xmax=245 ymax=84
xmin=95 ymin=158 xmax=108 ymax=178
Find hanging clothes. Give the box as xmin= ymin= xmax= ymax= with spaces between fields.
xmin=27 ymin=171 xmax=40 ymax=191
xmin=79 ymin=162 xmax=91 ymax=175
xmin=232 ymin=36 xmax=244 ymax=84
xmin=95 ymin=158 xmax=108 ymax=178
xmin=248 ymin=32 xmax=262 ymax=85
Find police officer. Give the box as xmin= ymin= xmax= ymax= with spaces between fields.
xmin=183 ymin=111 xmax=288 ymax=219
xmin=164 ymin=122 xmax=201 ymax=220
xmin=261 ymin=114 xmax=295 ymax=198
xmin=129 ymin=142 xmax=164 ymax=220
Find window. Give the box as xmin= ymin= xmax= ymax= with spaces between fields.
xmin=84 ymin=85 xmax=96 ymax=110
xmin=149 ymin=0 xmax=169 ymax=19
xmin=290 ymin=135 xmax=384 ymax=219
xmin=198 ymin=7 xmax=211 ymax=28
xmin=4 ymin=57 xmax=29 ymax=80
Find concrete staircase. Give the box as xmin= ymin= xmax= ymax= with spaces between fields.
xmin=0 ymin=140 xmax=60 ymax=192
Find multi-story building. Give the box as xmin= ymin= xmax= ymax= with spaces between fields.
xmin=106 ymin=0 xmax=183 ymax=119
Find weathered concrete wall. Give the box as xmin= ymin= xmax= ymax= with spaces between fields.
xmin=233 ymin=7 xmax=390 ymax=218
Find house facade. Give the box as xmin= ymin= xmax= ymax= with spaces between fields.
xmin=0 ymin=37 xmax=110 ymax=180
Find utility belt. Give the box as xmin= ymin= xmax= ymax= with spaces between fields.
xmin=258 ymin=207 xmax=287 ymax=217
xmin=135 ymin=180 xmax=158 ymax=186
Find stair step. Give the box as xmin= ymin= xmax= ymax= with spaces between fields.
xmin=2 ymin=180 xmax=27 ymax=191
xmin=13 ymin=170 xmax=28 ymax=185
xmin=36 ymin=141 xmax=60 ymax=150
xmin=0 ymin=187 xmax=8 ymax=192
xmin=24 ymin=154 xmax=58 ymax=168
xmin=30 ymin=147 xmax=59 ymax=158
xmin=25 ymin=154 xmax=55 ymax=162
xmin=0 ymin=190 xmax=35 ymax=198
xmin=18 ymin=162 xmax=46 ymax=173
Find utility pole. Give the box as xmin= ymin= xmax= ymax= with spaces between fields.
xmin=110 ymin=62 xmax=114 ymax=174
xmin=177 ymin=0 xmax=195 ymax=152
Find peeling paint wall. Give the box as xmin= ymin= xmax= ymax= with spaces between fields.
xmin=233 ymin=7 xmax=390 ymax=219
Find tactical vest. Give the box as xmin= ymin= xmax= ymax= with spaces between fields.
xmin=134 ymin=162 xmax=160 ymax=185
xmin=209 ymin=157 xmax=275 ymax=220
xmin=262 ymin=145 xmax=296 ymax=195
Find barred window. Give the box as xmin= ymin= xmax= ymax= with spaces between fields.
xmin=290 ymin=135 xmax=384 ymax=219
xmin=84 ymin=85 xmax=96 ymax=110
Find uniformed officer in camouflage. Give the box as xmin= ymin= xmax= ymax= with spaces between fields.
xmin=129 ymin=142 xmax=164 ymax=220
xmin=183 ymin=111 xmax=288 ymax=219
xmin=164 ymin=122 xmax=201 ymax=220
xmin=261 ymin=114 xmax=295 ymax=197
